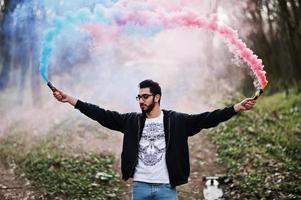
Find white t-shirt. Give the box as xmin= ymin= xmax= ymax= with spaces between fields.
xmin=133 ymin=111 xmax=170 ymax=183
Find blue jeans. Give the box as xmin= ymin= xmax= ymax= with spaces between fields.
xmin=132 ymin=181 xmax=178 ymax=200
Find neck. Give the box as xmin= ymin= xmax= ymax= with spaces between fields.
xmin=146 ymin=104 xmax=161 ymax=118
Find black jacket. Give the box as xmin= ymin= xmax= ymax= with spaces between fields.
xmin=75 ymin=100 xmax=237 ymax=187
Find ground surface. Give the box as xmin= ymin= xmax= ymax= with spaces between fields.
xmin=0 ymin=162 xmax=44 ymax=200
xmin=0 ymin=127 xmax=224 ymax=200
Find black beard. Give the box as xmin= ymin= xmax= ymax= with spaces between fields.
xmin=141 ymin=99 xmax=156 ymax=114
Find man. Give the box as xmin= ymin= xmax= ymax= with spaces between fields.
xmin=53 ymin=79 xmax=256 ymax=200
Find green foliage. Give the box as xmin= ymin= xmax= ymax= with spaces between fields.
xmin=0 ymin=133 xmax=123 ymax=200
xmin=207 ymin=90 xmax=301 ymax=199
xmin=21 ymin=151 xmax=121 ymax=200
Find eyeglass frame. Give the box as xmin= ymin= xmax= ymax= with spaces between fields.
xmin=136 ymin=93 xmax=154 ymax=101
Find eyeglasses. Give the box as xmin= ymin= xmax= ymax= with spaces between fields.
xmin=136 ymin=94 xmax=154 ymax=101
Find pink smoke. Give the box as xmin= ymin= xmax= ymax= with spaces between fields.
xmin=82 ymin=7 xmax=268 ymax=89
xmin=168 ymin=10 xmax=268 ymax=89
xmin=81 ymin=24 xmax=121 ymax=48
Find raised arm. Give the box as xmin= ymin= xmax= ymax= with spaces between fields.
xmin=52 ymin=89 xmax=126 ymax=132
xmin=187 ymin=98 xmax=256 ymax=136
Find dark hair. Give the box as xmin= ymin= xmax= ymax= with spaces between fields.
xmin=139 ymin=79 xmax=162 ymax=97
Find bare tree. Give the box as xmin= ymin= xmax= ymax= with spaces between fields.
xmin=243 ymin=0 xmax=301 ymax=92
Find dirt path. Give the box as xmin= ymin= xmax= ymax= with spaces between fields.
xmin=0 ymin=162 xmax=44 ymax=200
xmin=177 ymin=133 xmax=225 ymax=199
xmin=62 ymin=129 xmax=226 ymax=199
xmin=0 ymin=129 xmax=224 ymax=200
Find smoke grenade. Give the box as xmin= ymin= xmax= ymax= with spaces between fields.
xmin=253 ymin=89 xmax=263 ymax=100
xmin=47 ymin=81 xmax=58 ymax=92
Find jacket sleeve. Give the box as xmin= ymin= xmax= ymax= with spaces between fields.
xmin=186 ymin=105 xmax=237 ymax=136
xmin=74 ymin=100 xmax=127 ymax=132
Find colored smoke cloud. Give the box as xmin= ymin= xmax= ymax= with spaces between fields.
xmin=1 ymin=0 xmax=260 ymax=122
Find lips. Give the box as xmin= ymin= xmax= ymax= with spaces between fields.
xmin=140 ymin=104 xmax=148 ymax=110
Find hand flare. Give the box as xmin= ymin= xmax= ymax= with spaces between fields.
xmin=47 ymin=82 xmax=58 ymax=92
xmin=253 ymin=89 xmax=263 ymax=100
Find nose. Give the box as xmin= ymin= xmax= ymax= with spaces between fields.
xmin=139 ymin=98 xmax=144 ymax=103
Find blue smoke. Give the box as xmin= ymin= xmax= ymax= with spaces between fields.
xmin=38 ymin=0 xmax=165 ymax=82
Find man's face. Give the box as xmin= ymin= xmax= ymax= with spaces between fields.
xmin=137 ymin=88 xmax=156 ymax=113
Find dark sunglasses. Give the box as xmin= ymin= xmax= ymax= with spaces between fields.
xmin=136 ymin=94 xmax=154 ymax=101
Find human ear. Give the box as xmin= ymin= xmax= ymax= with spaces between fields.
xmin=154 ymin=94 xmax=160 ymax=103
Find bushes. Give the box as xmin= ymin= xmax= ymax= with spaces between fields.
xmin=21 ymin=151 xmax=121 ymax=199
xmin=0 ymin=132 xmax=123 ymax=199
xmin=208 ymin=91 xmax=301 ymax=199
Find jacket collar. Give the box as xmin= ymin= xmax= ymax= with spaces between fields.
xmin=139 ymin=109 xmax=172 ymax=119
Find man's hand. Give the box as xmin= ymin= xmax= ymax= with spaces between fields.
xmin=234 ymin=98 xmax=256 ymax=113
xmin=53 ymin=89 xmax=68 ymax=103
xmin=53 ymin=89 xmax=78 ymax=106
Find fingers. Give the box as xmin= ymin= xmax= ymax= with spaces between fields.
xmin=53 ymin=91 xmax=63 ymax=101
xmin=235 ymin=98 xmax=257 ymax=113
xmin=244 ymin=104 xmax=254 ymax=110
xmin=243 ymin=98 xmax=256 ymax=105
xmin=53 ymin=90 xmax=67 ymax=102
xmin=245 ymin=98 xmax=256 ymax=103
xmin=241 ymin=98 xmax=256 ymax=110
xmin=244 ymin=102 xmax=256 ymax=109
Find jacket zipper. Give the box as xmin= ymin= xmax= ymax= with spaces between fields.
xmin=129 ymin=116 xmax=141 ymax=177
